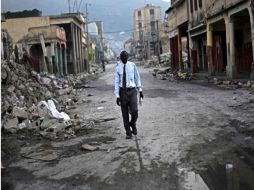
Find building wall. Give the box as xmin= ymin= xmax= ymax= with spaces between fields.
xmin=168 ymin=0 xmax=188 ymax=30
xmin=2 ymin=16 xmax=50 ymax=43
xmin=160 ymin=30 xmax=170 ymax=53
xmin=168 ymin=10 xmax=177 ymax=32
xmin=188 ymin=0 xmax=205 ymax=26
xmin=26 ymin=26 xmax=66 ymax=42
xmin=134 ymin=5 xmax=161 ymax=43
xmin=176 ymin=1 xmax=188 ymax=26
xmin=205 ymin=0 xmax=246 ymax=18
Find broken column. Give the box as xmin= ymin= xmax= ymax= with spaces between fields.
xmin=226 ymin=17 xmax=237 ymax=79
xmin=207 ymin=23 xmax=215 ymax=75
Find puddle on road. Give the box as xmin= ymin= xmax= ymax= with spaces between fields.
xmin=182 ymin=150 xmax=254 ymax=190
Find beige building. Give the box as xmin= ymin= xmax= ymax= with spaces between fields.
xmin=21 ymin=25 xmax=67 ymax=74
xmin=188 ymin=0 xmax=207 ymax=73
xmin=160 ymin=26 xmax=170 ymax=54
xmin=133 ymin=4 xmax=161 ymax=60
xmin=165 ymin=0 xmax=189 ymax=71
xmin=2 ymin=13 xmax=89 ymax=75
xmin=204 ymin=0 xmax=254 ymax=79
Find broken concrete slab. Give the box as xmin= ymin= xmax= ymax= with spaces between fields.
xmin=81 ymin=144 xmax=98 ymax=151
xmin=7 ymin=85 xmax=15 ymax=93
xmin=23 ymin=149 xmax=60 ymax=161
xmin=56 ymin=87 xmax=73 ymax=96
xmin=12 ymin=106 xmax=28 ymax=119
xmin=40 ymin=118 xmax=60 ymax=130
xmin=82 ymin=99 xmax=92 ymax=104
xmin=4 ymin=117 xmax=18 ymax=129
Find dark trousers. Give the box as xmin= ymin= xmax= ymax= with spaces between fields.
xmin=120 ymin=88 xmax=138 ymax=135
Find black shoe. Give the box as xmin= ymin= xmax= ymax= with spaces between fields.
xmin=131 ymin=126 xmax=137 ymax=135
xmin=126 ymin=134 xmax=132 ymax=139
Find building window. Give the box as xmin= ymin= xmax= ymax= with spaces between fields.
xmin=138 ymin=23 xmax=142 ymax=29
xmin=150 ymin=9 xmax=154 ymax=15
xmin=199 ymin=0 xmax=202 ymax=8
xmin=138 ymin=11 xmax=141 ymax=16
xmin=150 ymin=21 xmax=156 ymax=32
xmin=190 ymin=0 xmax=193 ymax=13
xmin=194 ymin=0 xmax=198 ymax=10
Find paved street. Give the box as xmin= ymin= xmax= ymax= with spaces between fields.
xmin=2 ymin=64 xmax=254 ymax=190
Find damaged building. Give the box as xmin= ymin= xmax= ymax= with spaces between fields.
xmin=1 ymin=10 xmax=89 ymax=75
xmin=205 ymin=0 xmax=254 ymax=79
xmin=166 ymin=0 xmax=254 ymax=79
xmin=21 ymin=25 xmax=67 ymax=74
xmin=165 ymin=0 xmax=190 ymax=72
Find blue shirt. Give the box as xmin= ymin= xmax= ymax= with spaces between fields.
xmin=114 ymin=61 xmax=142 ymax=97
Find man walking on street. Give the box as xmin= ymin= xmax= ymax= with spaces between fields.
xmin=114 ymin=51 xmax=143 ymax=139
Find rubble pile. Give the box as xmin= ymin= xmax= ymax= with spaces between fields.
xmin=144 ymin=53 xmax=172 ymax=68
xmin=152 ymin=68 xmax=193 ymax=81
xmin=1 ymin=60 xmax=95 ymax=139
xmin=159 ymin=52 xmax=171 ymax=66
xmin=90 ymin=63 xmax=103 ymax=76
xmin=211 ymin=78 xmax=254 ymax=91
xmin=144 ymin=56 xmax=160 ymax=68
xmin=152 ymin=66 xmax=254 ymax=91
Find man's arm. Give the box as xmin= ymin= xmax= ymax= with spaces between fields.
xmin=114 ymin=67 xmax=120 ymax=98
xmin=134 ymin=64 xmax=142 ymax=92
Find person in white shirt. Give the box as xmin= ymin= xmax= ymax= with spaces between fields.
xmin=114 ymin=51 xmax=143 ymax=139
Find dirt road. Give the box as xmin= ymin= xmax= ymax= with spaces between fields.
xmin=2 ymin=64 xmax=254 ymax=190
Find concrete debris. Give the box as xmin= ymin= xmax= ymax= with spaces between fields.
xmin=4 ymin=117 xmax=19 ymax=129
xmin=12 ymin=106 xmax=28 ymax=119
xmin=152 ymin=67 xmax=193 ymax=81
xmin=81 ymin=144 xmax=98 ymax=151
xmin=212 ymin=78 xmax=254 ymax=91
xmin=82 ymin=99 xmax=92 ymax=103
xmin=23 ymin=149 xmax=60 ymax=161
xmin=152 ymin=67 xmax=254 ymax=91
xmin=1 ymin=59 xmax=96 ymax=139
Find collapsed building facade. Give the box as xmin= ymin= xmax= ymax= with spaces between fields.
xmin=133 ymin=4 xmax=162 ymax=60
xmin=1 ymin=10 xmax=89 ymax=75
xmin=166 ymin=0 xmax=254 ymax=79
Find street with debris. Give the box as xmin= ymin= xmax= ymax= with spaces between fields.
xmin=2 ymin=64 xmax=254 ymax=190
xmin=2 ymin=0 xmax=254 ymax=189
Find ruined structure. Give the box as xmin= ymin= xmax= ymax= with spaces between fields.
xmin=188 ymin=0 xmax=207 ymax=73
xmin=205 ymin=0 xmax=254 ymax=79
xmin=21 ymin=26 xmax=67 ymax=74
xmin=165 ymin=0 xmax=189 ymax=71
xmin=1 ymin=11 xmax=89 ymax=75
xmin=50 ymin=13 xmax=88 ymax=74
xmin=133 ymin=4 xmax=161 ymax=60
xmin=166 ymin=0 xmax=254 ymax=79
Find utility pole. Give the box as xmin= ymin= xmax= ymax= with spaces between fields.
xmin=156 ymin=20 xmax=161 ymax=64
xmin=86 ymin=3 xmax=90 ymax=72
xmin=68 ymin=0 xmax=71 ymax=13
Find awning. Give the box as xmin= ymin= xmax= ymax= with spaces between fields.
xmin=188 ymin=23 xmax=207 ymax=38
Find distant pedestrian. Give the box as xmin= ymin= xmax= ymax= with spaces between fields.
xmin=114 ymin=51 xmax=143 ymax=139
xmin=101 ymin=59 xmax=106 ymax=72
